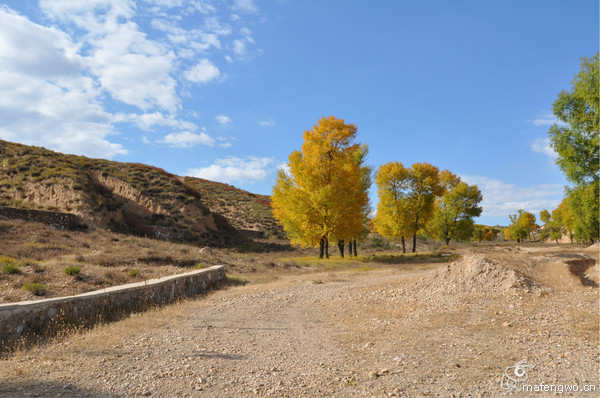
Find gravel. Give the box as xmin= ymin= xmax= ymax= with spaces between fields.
xmin=0 ymin=249 xmax=597 ymax=397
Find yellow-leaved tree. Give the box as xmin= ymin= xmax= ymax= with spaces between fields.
xmin=272 ymin=116 xmax=370 ymax=259
xmin=374 ymin=162 xmax=444 ymax=252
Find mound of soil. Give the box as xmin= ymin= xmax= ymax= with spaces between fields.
xmin=415 ymin=254 xmax=547 ymax=297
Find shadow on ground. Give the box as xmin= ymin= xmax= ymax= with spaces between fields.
xmin=566 ymin=257 xmax=599 ymax=287
xmin=0 ymin=381 xmax=117 ymax=397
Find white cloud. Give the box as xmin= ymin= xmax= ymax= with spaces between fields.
xmin=461 ymin=175 xmax=563 ymax=218
xmin=158 ymin=131 xmax=215 ymax=148
xmin=277 ymin=162 xmax=290 ymax=175
xmin=184 ymin=58 xmax=221 ymax=84
xmin=232 ymin=0 xmax=258 ymax=13
xmin=187 ymin=156 xmax=274 ymax=183
xmin=259 ymin=119 xmax=276 ymax=127
xmin=216 ymin=114 xmax=231 ymax=125
xmin=232 ymin=39 xmax=247 ymax=56
xmin=89 ymin=24 xmax=179 ymax=112
xmin=113 ymin=111 xmax=197 ymax=131
xmin=0 ymin=7 xmax=126 ymax=159
xmin=0 ymin=2 xmax=262 ymax=158
xmin=531 ymin=112 xmax=566 ymax=127
xmin=532 ymin=117 xmax=556 ymax=126
xmin=531 ymin=137 xmax=557 ymax=159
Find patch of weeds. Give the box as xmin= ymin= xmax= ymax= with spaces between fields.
xmin=63 ymin=265 xmax=82 ymax=276
xmin=225 ymin=274 xmax=248 ymax=286
xmin=128 ymin=269 xmax=140 ymax=278
xmin=356 ymin=266 xmax=373 ymax=272
xmin=0 ymin=256 xmax=22 ymax=274
xmin=366 ymin=252 xmax=458 ymax=265
xmin=2 ymin=263 xmax=21 ymax=275
xmin=23 ymin=282 xmax=47 ymax=296
xmin=312 ymin=279 xmax=324 ymax=284
xmin=193 ymin=263 xmax=208 ymax=270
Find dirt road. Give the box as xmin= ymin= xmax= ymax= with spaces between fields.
xmin=0 ymin=250 xmax=598 ymax=397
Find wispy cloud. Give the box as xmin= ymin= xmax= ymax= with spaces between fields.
xmin=461 ymin=175 xmax=563 ymax=218
xmin=531 ymin=137 xmax=557 ymax=159
xmin=187 ymin=156 xmax=274 ymax=183
xmin=158 ymin=131 xmax=215 ymax=148
xmin=531 ymin=112 xmax=566 ymax=127
xmin=232 ymin=0 xmax=258 ymax=13
xmin=532 ymin=117 xmax=556 ymax=126
xmin=259 ymin=119 xmax=276 ymax=127
xmin=216 ymin=114 xmax=232 ymax=125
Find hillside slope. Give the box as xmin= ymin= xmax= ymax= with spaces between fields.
xmin=0 ymin=140 xmax=283 ymax=245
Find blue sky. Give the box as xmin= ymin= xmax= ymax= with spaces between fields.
xmin=0 ymin=0 xmax=597 ymax=226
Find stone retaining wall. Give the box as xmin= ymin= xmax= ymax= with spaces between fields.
xmin=0 ymin=206 xmax=87 ymax=230
xmin=0 ymin=265 xmax=225 ymax=346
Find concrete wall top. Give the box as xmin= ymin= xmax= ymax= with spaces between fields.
xmin=0 ymin=265 xmax=224 ymax=311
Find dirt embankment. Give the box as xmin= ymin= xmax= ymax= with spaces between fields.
xmin=0 ymin=250 xmax=597 ymax=397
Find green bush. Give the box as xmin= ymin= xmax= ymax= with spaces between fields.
xmin=128 ymin=269 xmax=140 ymax=278
xmin=23 ymin=282 xmax=47 ymax=296
xmin=2 ymin=263 xmax=21 ymax=274
xmin=64 ymin=265 xmax=81 ymax=276
xmin=1 ymin=256 xmax=22 ymax=274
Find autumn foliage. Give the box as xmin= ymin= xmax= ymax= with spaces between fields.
xmin=271 ymin=116 xmax=370 ymax=258
xmin=373 ymin=162 xmax=482 ymax=251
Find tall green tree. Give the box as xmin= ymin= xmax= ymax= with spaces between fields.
xmin=540 ymin=209 xmax=563 ymax=244
xmin=567 ymin=180 xmax=599 ymax=244
xmin=547 ymin=53 xmax=599 ymax=243
xmin=428 ymin=177 xmax=483 ymax=245
xmin=272 ymin=116 xmax=369 ymax=258
xmin=548 ymin=53 xmax=599 ymax=185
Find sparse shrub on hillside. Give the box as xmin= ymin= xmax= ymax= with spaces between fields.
xmin=23 ymin=281 xmax=47 ymax=296
xmin=1 ymin=259 xmax=21 ymax=274
xmin=128 ymin=269 xmax=140 ymax=278
xmin=0 ymin=256 xmax=34 ymax=274
xmin=64 ymin=265 xmax=81 ymax=276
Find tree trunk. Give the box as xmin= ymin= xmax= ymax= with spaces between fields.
xmin=319 ymin=238 xmax=325 ymax=259
xmin=401 ymin=236 xmax=406 ymax=253
xmin=325 ymin=238 xmax=329 ymax=259
xmin=445 ymin=237 xmax=451 ymax=245
xmin=338 ymin=239 xmax=344 ymax=258
xmin=412 ymin=215 xmax=418 ymax=253
xmin=352 ymin=239 xmax=357 ymax=256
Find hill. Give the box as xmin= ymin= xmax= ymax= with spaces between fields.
xmin=0 ymin=139 xmax=283 ymax=246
